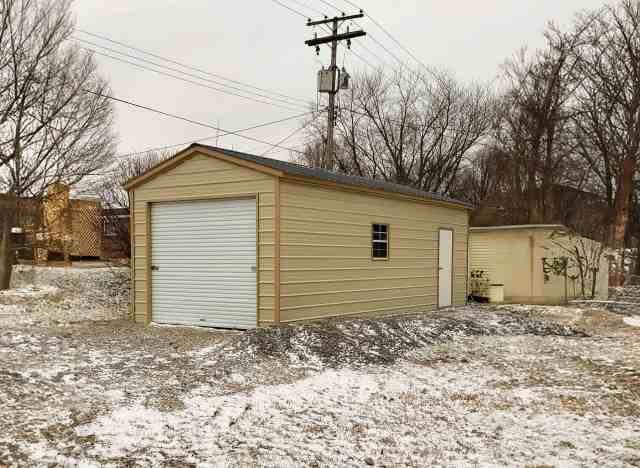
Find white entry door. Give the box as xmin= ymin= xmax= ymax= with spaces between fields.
xmin=438 ymin=229 xmax=454 ymax=307
xmin=151 ymin=198 xmax=257 ymax=329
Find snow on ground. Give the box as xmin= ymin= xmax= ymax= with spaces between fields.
xmin=0 ymin=265 xmax=129 ymax=327
xmin=624 ymin=316 xmax=640 ymax=327
xmin=0 ymin=267 xmax=639 ymax=467
xmin=71 ymin=346 xmax=639 ymax=467
xmin=0 ymin=285 xmax=59 ymax=298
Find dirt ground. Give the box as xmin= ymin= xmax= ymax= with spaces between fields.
xmin=0 ymin=267 xmax=639 ymax=467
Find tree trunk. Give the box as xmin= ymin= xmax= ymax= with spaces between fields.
xmin=527 ymin=166 xmax=542 ymax=224
xmin=611 ymin=157 xmax=635 ymax=286
xmin=0 ymin=208 xmax=14 ymax=290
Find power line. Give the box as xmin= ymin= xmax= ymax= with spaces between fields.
xmin=114 ymin=110 xmax=321 ymax=160
xmin=80 ymin=46 xmax=306 ymax=112
xmin=336 ymin=0 xmax=362 ymax=11
xmin=75 ymin=29 xmax=310 ymax=105
xmin=316 ymin=0 xmax=343 ymax=14
xmin=286 ymin=0 xmax=326 ymax=17
xmin=84 ymin=113 xmax=321 ymax=177
xmin=261 ymin=122 xmax=310 ymax=156
xmin=327 ymin=0 xmax=433 ymax=74
xmin=74 ymin=38 xmax=308 ymax=109
xmin=313 ymin=0 xmax=410 ymax=71
xmin=270 ymin=0 xmax=308 ymax=18
xmin=367 ymin=15 xmax=432 ymax=74
xmin=83 ymin=88 xmax=314 ymax=154
xmin=75 ymin=40 xmax=308 ymax=112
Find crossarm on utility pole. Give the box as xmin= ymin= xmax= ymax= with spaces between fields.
xmin=305 ymin=30 xmax=367 ymax=47
xmin=307 ymin=12 xmax=364 ymax=26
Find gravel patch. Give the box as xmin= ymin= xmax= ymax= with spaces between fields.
xmin=224 ymin=307 xmax=586 ymax=368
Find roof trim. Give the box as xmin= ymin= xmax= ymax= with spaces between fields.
xmin=125 ymin=143 xmax=472 ymax=210
xmin=123 ymin=146 xmax=283 ymax=190
xmin=470 ymin=224 xmax=567 ymax=233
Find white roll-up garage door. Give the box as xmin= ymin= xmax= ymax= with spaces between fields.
xmin=151 ymin=198 xmax=257 ymax=328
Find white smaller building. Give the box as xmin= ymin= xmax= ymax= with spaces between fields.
xmin=469 ymin=225 xmax=609 ymax=304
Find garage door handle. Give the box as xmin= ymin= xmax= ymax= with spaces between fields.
xmin=250 ymin=266 xmax=257 ymax=272
xmin=151 ymin=265 xmax=159 ymax=271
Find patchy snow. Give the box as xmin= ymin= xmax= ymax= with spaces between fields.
xmin=71 ymin=347 xmax=639 ymax=467
xmin=0 ymin=269 xmax=639 ymax=466
xmin=0 ymin=265 xmax=129 ymax=327
xmin=624 ymin=316 xmax=640 ymax=327
xmin=0 ymin=285 xmax=59 ymax=297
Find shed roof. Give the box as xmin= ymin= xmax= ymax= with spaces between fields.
xmin=125 ymin=143 xmax=473 ymax=210
xmin=470 ymin=224 xmax=567 ymax=233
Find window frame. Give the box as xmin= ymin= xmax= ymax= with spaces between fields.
xmin=371 ymin=223 xmax=390 ymax=261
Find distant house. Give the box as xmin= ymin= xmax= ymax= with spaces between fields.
xmin=469 ymin=225 xmax=609 ymax=303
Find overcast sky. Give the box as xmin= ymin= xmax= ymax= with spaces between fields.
xmin=73 ymin=0 xmax=609 ymax=162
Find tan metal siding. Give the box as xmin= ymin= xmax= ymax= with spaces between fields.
xmin=279 ymin=180 xmax=468 ymax=322
xmin=470 ymin=228 xmax=609 ymax=303
xmin=131 ymin=152 xmax=276 ymax=325
xmin=533 ymin=230 xmax=609 ymax=302
xmin=469 ymin=231 xmax=531 ymax=301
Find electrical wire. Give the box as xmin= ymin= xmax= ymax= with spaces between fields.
xmin=312 ymin=0 xmax=410 ymax=71
xmin=270 ymin=0 xmax=308 ymax=19
xmin=261 ymin=122 xmax=310 ymax=156
xmin=286 ymin=0 xmax=326 ymax=17
xmin=113 ymin=110 xmax=322 ymax=160
xmin=80 ymin=47 xmax=306 ymax=112
xmin=326 ymin=0 xmax=434 ymax=75
xmin=82 ymin=113 xmax=321 ymax=177
xmin=74 ymin=38 xmax=309 ymax=110
xmin=367 ymin=15 xmax=433 ymax=74
xmin=83 ymin=88 xmax=314 ymax=155
xmin=75 ymin=29 xmax=309 ymax=105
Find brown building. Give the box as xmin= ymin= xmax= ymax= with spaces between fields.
xmin=7 ymin=184 xmax=105 ymax=262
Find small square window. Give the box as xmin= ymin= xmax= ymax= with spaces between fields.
xmin=372 ymin=224 xmax=388 ymax=259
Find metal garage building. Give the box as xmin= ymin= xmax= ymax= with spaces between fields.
xmin=125 ymin=144 xmax=472 ymax=328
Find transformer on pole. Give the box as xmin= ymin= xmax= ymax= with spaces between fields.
xmin=305 ymin=12 xmax=366 ymax=170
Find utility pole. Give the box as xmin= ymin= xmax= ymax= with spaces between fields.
xmin=305 ymin=12 xmax=366 ymax=170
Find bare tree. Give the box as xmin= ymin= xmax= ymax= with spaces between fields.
xmin=91 ymin=151 xmax=174 ymax=258
xmin=0 ymin=0 xmax=116 ymax=289
xmin=571 ymin=0 xmax=640 ymax=285
xmin=546 ymin=228 xmax=608 ymax=299
xmin=298 ymin=68 xmax=495 ymax=196
xmin=494 ymin=23 xmax=588 ymax=225
xmin=451 ymin=146 xmax=508 ymax=206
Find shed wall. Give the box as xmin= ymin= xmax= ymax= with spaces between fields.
xmin=469 ymin=231 xmax=532 ymax=301
xmin=130 ymin=152 xmax=276 ymax=325
xmin=278 ymin=180 xmax=468 ymax=322
xmin=532 ymin=230 xmax=609 ymax=301
xmin=470 ymin=228 xmax=609 ymax=303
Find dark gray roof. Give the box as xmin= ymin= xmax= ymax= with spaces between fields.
xmin=193 ymin=144 xmax=473 ymax=209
